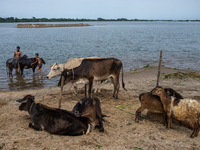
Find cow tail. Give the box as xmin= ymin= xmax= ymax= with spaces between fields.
xmin=18 ymin=61 xmax=20 ymax=74
xmin=121 ymin=64 xmax=127 ymax=91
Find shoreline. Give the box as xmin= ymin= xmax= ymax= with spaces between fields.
xmin=1 ymin=66 xmax=199 ymax=93
xmin=16 ymin=23 xmax=92 ymax=28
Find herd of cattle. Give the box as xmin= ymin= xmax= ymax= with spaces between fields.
xmin=6 ymin=56 xmax=200 ymax=138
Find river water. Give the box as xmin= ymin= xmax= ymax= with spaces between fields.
xmin=0 ymin=21 xmax=200 ymax=91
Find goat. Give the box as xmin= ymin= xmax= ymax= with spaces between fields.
xmin=151 ymin=86 xmax=200 ymax=138
xmin=136 ymin=88 xmax=183 ymax=126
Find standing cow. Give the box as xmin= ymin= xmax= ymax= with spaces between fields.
xmin=47 ymin=57 xmax=101 ymax=95
xmin=6 ymin=55 xmax=27 ymax=77
xmin=18 ymin=57 xmax=45 ymax=77
xmin=58 ymin=57 xmax=126 ymax=108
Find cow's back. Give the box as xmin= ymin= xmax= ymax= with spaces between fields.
xmin=64 ymin=57 xmax=100 ymax=69
xmin=78 ymin=58 xmax=122 ymax=79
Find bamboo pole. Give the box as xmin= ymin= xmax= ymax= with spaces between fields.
xmin=59 ymin=75 xmax=65 ymax=108
xmin=156 ymin=50 xmax=163 ymax=87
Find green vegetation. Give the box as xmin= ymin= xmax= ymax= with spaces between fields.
xmin=97 ymin=145 xmax=102 ymax=148
xmin=115 ymin=106 xmax=147 ymax=119
xmin=164 ymin=71 xmax=200 ymax=80
xmin=0 ymin=142 xmax=5 ymax=148
xmin=133 ymin=147 xmax=143 ymax=150
xmin=0 ymin=17 xmax=200 ymax=23
xmin=144 ymin=64 xmax=150 ymax=68
xmin=128 ymin=121 xmax=132 ymax=125
xmin=178 ymin=140 xmax=189 ymax=142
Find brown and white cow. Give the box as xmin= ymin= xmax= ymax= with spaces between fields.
xmin=58 ymin=57 xmax=126 ymax=107
xmin=47 ymin=57 xmax=101 ymax=95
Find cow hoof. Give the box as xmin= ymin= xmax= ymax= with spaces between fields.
xmin=100 ymin=128 xmax=104 ymax=133
xmin=29 ymin=123 xmax=32 ymax=127
xmin=190 ymin=135 xmax=195 ymax=138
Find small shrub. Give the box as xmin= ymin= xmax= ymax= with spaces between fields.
xmin=144 ymin=64 xmax=150 ymax=68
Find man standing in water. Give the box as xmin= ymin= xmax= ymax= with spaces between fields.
xmin=13 ymin=46 xmax=22 ymax=74
xmin=31 ymin=53 xmax=43 ymax=77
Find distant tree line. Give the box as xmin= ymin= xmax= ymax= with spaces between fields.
xmin=0 ymin=17 xmax=199 ymax=23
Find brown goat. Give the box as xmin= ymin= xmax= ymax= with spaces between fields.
xmin=135 ymin=92 xmax=167 ymax=125
xmin=136 ymin=88 xmax=183 ymax=126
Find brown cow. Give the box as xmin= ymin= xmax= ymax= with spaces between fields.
xmin=57 ymin=58 xmax=126 ymax=107
xmin=73 ymin=97 xmax=104 ymax=133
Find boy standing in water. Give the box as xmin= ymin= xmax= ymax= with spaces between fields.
xmin=31 ymin=53 xmax=43 ymax=76
xmin=13 ymin=46 xmax=22 ymax=74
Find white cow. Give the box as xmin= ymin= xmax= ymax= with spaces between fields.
xmin=47 ymin=57 xmax=102 ymax=95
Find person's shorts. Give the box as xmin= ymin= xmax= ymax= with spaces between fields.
xmin=37 ymin=63 xmax=42 ymax=69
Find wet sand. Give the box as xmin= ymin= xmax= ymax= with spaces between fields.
xmin=0 ymin=66 xmax=200 ymax=150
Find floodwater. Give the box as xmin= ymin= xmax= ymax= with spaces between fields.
xmin=0 ymin=21 xmax=200 ymax=91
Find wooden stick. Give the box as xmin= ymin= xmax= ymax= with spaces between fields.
xmin=59 ymin=75 xmax=65 ymax=108
xmin=156 ymin=50 xmax=163 ymax=87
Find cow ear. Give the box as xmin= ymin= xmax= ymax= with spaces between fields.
xmin=16 ymin=98 xmax=28 ymax=103
xmin=49 ymin=65 xmax=53 ymax=68
xmin=79 ymin=100 xmax=83 ymax=104
xmin=92 ymin=99 xmax=96 ymax=105
xmin=31 ymin=95 xmax=35 ymax=100
xmin=55 ymin=63 xmax=58 ymax=65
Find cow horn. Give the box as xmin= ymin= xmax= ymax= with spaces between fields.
xmin=92 ymin=99 xmax=96 ymax=105
xmin=67 ymin=71 xmax=70 ymax=75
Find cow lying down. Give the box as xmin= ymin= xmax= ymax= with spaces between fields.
xmin=72 ymin=97 xmax=105 ymax=133
xmin=16 ymin=95 xmax=90 ymax=136
xmin=16 ymin=95 xmax=105 ymax=135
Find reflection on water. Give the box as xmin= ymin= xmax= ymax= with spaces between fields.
xmin=8 ymin=75 xmax=44 ymax=90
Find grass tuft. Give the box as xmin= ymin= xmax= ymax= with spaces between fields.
xmin=164 ymin=71 xmax=200 ymax=80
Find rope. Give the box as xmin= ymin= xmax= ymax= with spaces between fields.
xmin=115 ymin=106 xmax=147 ymax=119
xmin=29 ymin=102 xmax=35 ymax=114
xmin=72 ymin=68 xmax=74 ymax=81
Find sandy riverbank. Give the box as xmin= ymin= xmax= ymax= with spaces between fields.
xmin=0 ymin=66 xmax=200 ymax=150
xmin=16 ymin=23 xmax=92 ymax=28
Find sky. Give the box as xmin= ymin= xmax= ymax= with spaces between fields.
xmin=0 ymin=0 xmax=200 ymax=20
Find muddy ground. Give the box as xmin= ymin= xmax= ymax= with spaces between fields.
xmin=0 ymin=66 xmax=200 ymax=150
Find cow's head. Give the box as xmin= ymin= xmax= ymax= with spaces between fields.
xmin=73 ymin=98 xmax=96 ymax=117
xmin=57 ymin=69 xmax=73 ymax=87
xmin=47 ymin=63 xmax=63 ymax=79
xmin=16 ymin=95 xmax=35 ymax=111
